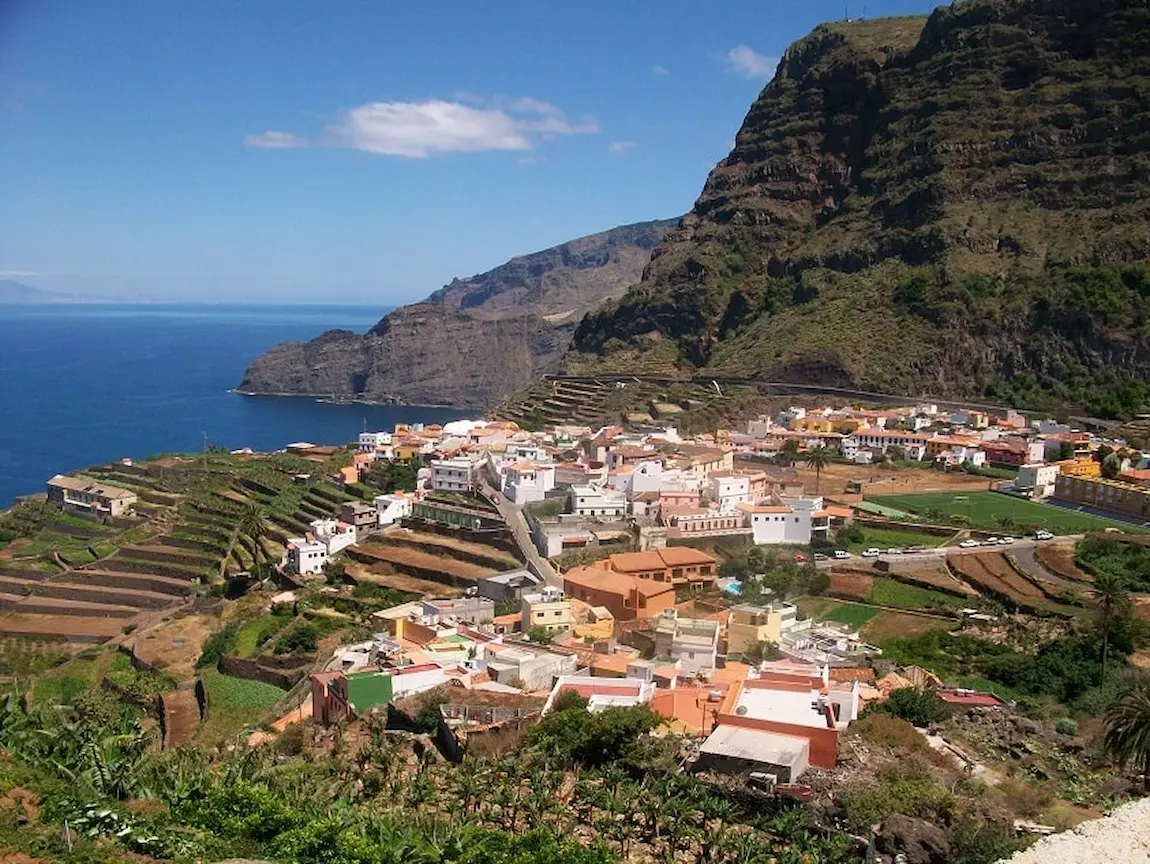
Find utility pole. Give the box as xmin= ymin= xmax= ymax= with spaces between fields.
xmin=202 ymin=431 xmax=208 ymax=471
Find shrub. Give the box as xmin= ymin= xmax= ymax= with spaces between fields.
xmin=529 ymin=697 xmax=659 ymax=767
xmin=1054 ymin=717 xmax=1078 ymax=736
xmin=843 ymin=758 xmax=955 ymax=831
xmin=870 ymin=687 xmax=953 ymax=727
xmin=274 ymin=623 xmax=319 ymax=655
xmin=197 ymin=621 xmax=240 ymax=667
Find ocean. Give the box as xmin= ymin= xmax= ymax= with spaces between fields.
xmin=0 ymin=303 xmax=473 ymax=507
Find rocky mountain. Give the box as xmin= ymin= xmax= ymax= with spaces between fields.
xmin=564 ymin=0 xmax=1150 ymax=420
xmin=238 ymin=219 xmax=676 ymax=409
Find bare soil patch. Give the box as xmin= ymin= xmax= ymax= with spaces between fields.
xmin=948 ymin=553 xmax=1042 ymax=603
xmin=129 ymin=613 xmax=215 ymax=680
xmin=0 ymin=613 xmax=124 ymax=640
xmin=780 ymin=461 xmax=991 ymax=501
xmin=1035 ymin=543 xmax=1093 ymax=583
xmin=0 ymin=787 xmax=40 ymax=822
xmin=355 ymin=543 xmax=493 ymax=580
xmin=345 ymin=562 xmax=461 ymax=598
xmin=828 ymin=569 xmax=873 ymax=600
xmin=889 ymin=564 xmax=979 ymax=598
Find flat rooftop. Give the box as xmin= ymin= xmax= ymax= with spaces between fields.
xmin=734 ymin=686 xmax=829 ymax=730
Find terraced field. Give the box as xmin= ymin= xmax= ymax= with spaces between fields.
xmin=494 ymin=377 xmax=765 ymax=432
xmin=0 ymin=450 xmax=356 ymax=649
xmin=947 ymin=552 xmax=1042 ymax=606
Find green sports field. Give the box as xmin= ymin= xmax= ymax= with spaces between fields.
xmin=867 ymin=491 xmax=1147 ymax=535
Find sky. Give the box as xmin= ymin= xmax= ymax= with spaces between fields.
xmin=0 ymin=0 xmax=941 ymax=304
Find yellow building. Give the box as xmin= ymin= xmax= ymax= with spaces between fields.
xmin=727 ymin=602 xmax=798 ymax=654
xmin=1056 ymin=457 xmax=1101 ymax=479
xmin=1054 ymin=475 xmax=1150 ymax=522
xmin=521 ymin=590 xmax=574 ymax=634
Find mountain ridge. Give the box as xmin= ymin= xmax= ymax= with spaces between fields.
xmin=237 ymin=219 xmax=678 ymax=409
xmin=562 ymin=0 xmax=1150 ymax=420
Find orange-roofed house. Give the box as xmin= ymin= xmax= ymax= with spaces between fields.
xmin=563 ymin=567 xmax=676 ymax=622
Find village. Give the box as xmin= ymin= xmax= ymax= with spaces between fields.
xmin=5 ymin=398 xmax=1147 ymax=814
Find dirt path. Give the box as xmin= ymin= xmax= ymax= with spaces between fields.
xmin=161 ymin=689 xmax=200 ymax=748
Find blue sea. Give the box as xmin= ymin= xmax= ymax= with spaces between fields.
xmin=0 ymin=304 xmax=473 ymax=507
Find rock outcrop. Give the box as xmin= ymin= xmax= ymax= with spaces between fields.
xmin=238 ymin=219 xmax=676 ymax=410
xmin=564 ymin=0 xmax=1150 ymax=419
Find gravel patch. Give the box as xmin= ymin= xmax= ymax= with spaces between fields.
xmin=1000 ymin=796 xmax=1150 ymax=864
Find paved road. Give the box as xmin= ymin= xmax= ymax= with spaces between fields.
xmin=818 ymin=536 xmax=1084 ymax=569
xmin=482 ymin=484 xmax=560 ymax=588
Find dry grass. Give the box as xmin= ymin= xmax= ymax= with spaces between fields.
xmin=860 ymin=610 xmax=954 ymax=642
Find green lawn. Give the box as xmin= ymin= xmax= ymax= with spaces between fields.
xmin=823 ymin=602 xmax=882 ymax=628
xmin=231 ymin=611 xmax=293 ymax=658
xmin=841 ymin=526 xmax=949 ymax=553
xmin=866 ymin=577 xmax=965 ymax=612
xmin=196 ymin=668 xmax=284 ymax=743
xmin=868 ymin=491 xmax=1147 ymax=535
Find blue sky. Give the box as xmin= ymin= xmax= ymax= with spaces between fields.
xmin=0 ymin=0 xmax=940 ymax=303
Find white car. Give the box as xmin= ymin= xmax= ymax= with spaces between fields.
xmin=833 ymin=550 xmax=851 ymax=560
xmin=998 ymin=536 xmax=1014 ymax=545
xmin=862 ymin=548 xmax=882 ymax=558
xmin=1035 ymin=530 xmax=1054 ymax=541
xmin=959 ymin=539 xmax=980 ymax=548
xmin=886 ymin=547 xmax=904 ymax=555
xmin=982 ymin=537 xmax=1000 ymax=546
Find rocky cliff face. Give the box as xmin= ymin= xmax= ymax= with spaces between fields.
xmin=238 ymin=219 xmax=676 ymax=409
xmin=567 ymin=0 xmax=1150 ymax=419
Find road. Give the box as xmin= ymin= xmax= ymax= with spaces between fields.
xmin=482 ymin=484 xmax=560 ymax=588
xmin=818 ymin=536 xmax=1083 ymax=570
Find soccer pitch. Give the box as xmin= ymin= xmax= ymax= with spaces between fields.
xmin=867 ymin=491 xmax=1146 ymax=534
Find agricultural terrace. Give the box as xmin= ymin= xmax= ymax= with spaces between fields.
xmin=867 ymin=491 xmax=1147 ymax=535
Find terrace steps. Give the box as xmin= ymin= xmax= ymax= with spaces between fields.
xmin=67 ymin=569 xmax=193 ymax=596
xmin=0 ymin=614 xmax=123 ymax=643
xmin=0 ymin=575 xmax=176 ymax=609
xmin=0 ymin=593 xmax=139 ymax=618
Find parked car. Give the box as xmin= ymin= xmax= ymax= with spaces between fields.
xmin=793 ymin=553 xmax=807 ymax=563
xmin=833 ymin=550 xmax=851 ymax=560
xmin=813 ymin=552 xmax=829 ymax=562
xmin=998 ymin=536 xmax=1014 ymax=545
xmin=904 ymin=545 xmax=926 ymax=554
xmin=1035 ymin=530 xmax=1054 ymax=541
xmin=862 ymin=548 xmax=882 ymax=558
xmin=959 ymin=539 xmax=980 ymax=548
xmin=982 ymin=537 xmax=1000 ymax=546
xmin=886 ymin=547 xmax=904 ymax=555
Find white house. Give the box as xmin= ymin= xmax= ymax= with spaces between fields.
xmin=568 ymin=485 xmax=628 ymax=518
xmin=1016 ymin=462 xmax=1060 ymax=500
xmin=708 ymin=473 xmax=752 ymax=514
xmin=502 ymin=462 xmax=556 ymax=504
xmin=374 ymin=493 xmax=414 ymax=527
xmin=285 ymin=518 xmax=358 ymax=575
xmin=358 ymin=431 xmax=393 ymax=458
xmin=739 ymin=495 xmax=826 ymax=546
xmin=430 ymin=457 xmax=479 ymax=492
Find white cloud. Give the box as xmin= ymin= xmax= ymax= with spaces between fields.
xmin=608 ymin=140 xmax=636 ymax=155
xmin=0 ymin=269 xmax=39 ymax=278
xmin=243 ymin=130 xmax=308 ymax=149
xmin=247 ymin=96 xmax=599 ymax=159
xmin=651 ymin=65 xmax=670 ymax=77
xmin=518 ymin=154 xmax=544 ymax=165
xmin=724 ymin=45 xmax=778 ymax=79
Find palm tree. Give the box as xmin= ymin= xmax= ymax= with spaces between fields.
xmin=1104 ymin=678 xmax=1150 ymax=791
xmin=238 ymin=503 xmax=269 ymax=577
xmin=803 ymin=445 xmax=834 ymax=495
xmin=1094 ymin=569 xmax=1131 ymax=680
